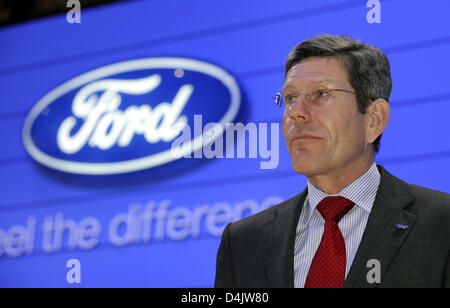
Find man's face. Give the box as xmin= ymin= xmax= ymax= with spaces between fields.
xmin=282 ymin=57 xmax=370 ymax=177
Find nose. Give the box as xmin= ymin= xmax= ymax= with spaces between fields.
xmin=284 ymin=96 xmax=311 ymax=122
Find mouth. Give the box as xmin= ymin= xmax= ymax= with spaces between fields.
xmin=289 ymin=134 xmax=321 ymax=144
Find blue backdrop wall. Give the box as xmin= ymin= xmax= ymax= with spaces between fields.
xmin=0 ymin=0 xmax=449 ymax=287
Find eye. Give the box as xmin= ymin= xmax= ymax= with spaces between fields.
xmin=285 ymin=94 xmax=297 ymax=104
xmin=315 ymin=89 xmax=331 ymax=97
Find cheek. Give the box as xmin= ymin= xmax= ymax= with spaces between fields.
xmin=333 ymin=114 xmax=366 ymax=152
xmin=282 ymin=113 xmax=291 ymax=146
xmin=317 ymin=112 xmax=352 ymax=152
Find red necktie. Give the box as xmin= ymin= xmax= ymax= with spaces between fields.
xmin=304 ymin=196 xmax=355 ymax=288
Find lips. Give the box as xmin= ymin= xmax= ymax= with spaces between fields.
xmin=289 ymin=134 xmax=321 ymax=144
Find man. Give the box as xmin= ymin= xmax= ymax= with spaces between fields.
xmin=215 ymin=34 xmax=450 ymax=288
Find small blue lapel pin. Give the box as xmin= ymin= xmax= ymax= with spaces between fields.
xmin=395 ymin=224 xmax=409 ymax=230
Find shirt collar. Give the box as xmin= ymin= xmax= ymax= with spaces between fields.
xmin=306 ymin=162 xmax=380 ymax=220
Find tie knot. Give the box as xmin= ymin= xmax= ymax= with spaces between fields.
xmin=317 ymin=196 xmax=355 ymax=223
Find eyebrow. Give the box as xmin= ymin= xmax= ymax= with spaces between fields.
xmin=282 ymin=78 xmax=340 ymax=92
xmin=310 ymin=78 xmax=338 ymax=86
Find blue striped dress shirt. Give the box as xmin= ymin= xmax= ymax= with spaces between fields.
xmin=294 ymin=162 xmax=381 ymax=288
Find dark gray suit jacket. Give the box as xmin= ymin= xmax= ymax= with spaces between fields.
xmin=215 ymin=165 xmax=450 ymax=288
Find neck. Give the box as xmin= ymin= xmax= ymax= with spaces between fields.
xmin=307 ymin=155 xmax=375 ymax=195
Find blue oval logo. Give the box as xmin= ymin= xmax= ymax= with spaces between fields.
xmin=22 ymin=58 xmax=241 ymax=175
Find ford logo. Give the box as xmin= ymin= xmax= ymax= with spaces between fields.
xmin=22 ymin=57 xmax=241 ymax=175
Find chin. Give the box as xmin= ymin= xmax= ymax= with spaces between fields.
xmin=290 ymin=150 xmax=319 ymax=176
xmin=291 ymin=153 xmax=330 ymax=177
xmin=292 ymin=160 xmax=319 ymax=176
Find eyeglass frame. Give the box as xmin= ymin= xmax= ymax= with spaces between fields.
xmin=273 ymin=88 xmax=357 ymax=108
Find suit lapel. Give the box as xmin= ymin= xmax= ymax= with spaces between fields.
xmin=264 ymin=189 xmax=307 ymax=288
xmin=344 ymin=166 xmax=417 ymax=288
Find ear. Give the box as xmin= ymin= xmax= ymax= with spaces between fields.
xmin=365 ymin=99 xmax=390 ymax=144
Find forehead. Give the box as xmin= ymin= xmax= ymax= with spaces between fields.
xmin=283 ymin=57 xmax=349 ymax=90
